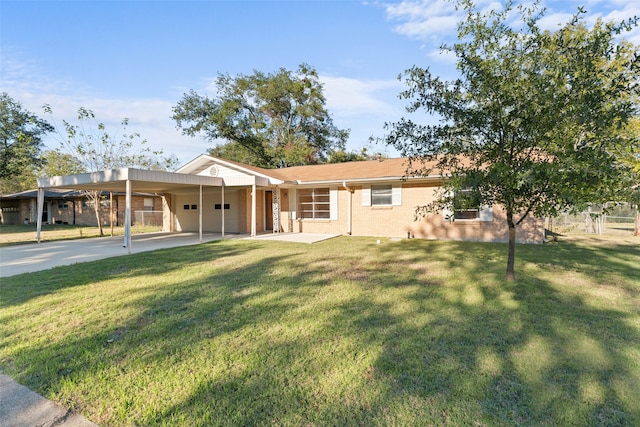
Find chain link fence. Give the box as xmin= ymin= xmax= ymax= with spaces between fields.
xmin=547 ymin=203 xmax=638 ymax=236
xmin=134 ymin=210 xmax=163 ymax=227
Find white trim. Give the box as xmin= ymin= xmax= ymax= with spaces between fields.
xmin=198 ymin=184 xmax=203 ymax=242
xmin=125 ymin=179 xmax=132 ymax=252
xmin=291 ymin=188 xmax=297 ymax=220
xmin=176 ymin=154 xmax=285 ymax=184
xmin=37 ymin=167 xmax=222 ymax=190
xmin=362 ymin=186 xmax=371 ymax=207
xmin=392 ymin=184 xmax=402 ymax=206
xmin=251 ymin=183 xmax=256 ymax=237
xmin=330 ymin=188 xmax=338 ymax=220
xmin=36 ymin=188 xmax=44 ymax=242
xmin=479 ymin=204 xmax=493 ymax=221
xmin=442 ymin=189 xmax=454 ymax=221
xmin=221 ymin=184 xmax=225 ymax=237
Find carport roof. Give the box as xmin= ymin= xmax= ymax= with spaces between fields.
xmin=37 ymin=168 xmax=223 ymax=193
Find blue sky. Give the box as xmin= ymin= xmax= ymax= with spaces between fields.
xmin=2 ymin=0 xmax=639 ymax=166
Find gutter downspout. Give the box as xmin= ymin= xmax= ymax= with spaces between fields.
xmin=342 ymin=181 xmax=353 ymax=236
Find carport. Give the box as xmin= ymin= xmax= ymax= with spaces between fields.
xmin=36 ymin=168 xmax=265 ymax=252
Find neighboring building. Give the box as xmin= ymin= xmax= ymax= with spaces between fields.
xmin=0 ymin=189 xmax=162 ymax=227
xmin=32 ymin=156 xmax=544 ymax=243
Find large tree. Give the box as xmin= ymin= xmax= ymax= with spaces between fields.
xmin=44 ymin=106 xmax=178 ymax=235
xmin=172 ymin=64 xmax=349 ymax=168
xmin=384 ymin=1 xmax=639 ymax=281
xmin=38 ymin=149 xmax=86 ymax=178
xmin=0 ymin=93 xmax=53 ymax=193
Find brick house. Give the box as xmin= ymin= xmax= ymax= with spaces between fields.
xmin=0 ymin=189 xmax=162 ymax=227
xmin=33 ymin=156 xmax=544 ymax=244
xmin=169 ymin=155 xmax=543 ymax=243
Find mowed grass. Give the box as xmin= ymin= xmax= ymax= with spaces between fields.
xmin=0 ymin=224 xmax=162 ymax=246
xmin=1 ymin=235 xmax=639 ymax=426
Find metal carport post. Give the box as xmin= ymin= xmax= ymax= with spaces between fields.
xmin=123 ymin=179 xmax=132 ymax=253
xmin=36 ymin=187 xmax=44 ymax=242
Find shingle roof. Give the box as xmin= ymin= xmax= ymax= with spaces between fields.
xmin=222 ymin=157 xmax=440 ymax=183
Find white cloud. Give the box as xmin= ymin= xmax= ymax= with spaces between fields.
xmin=384 ymin=0 xmax=640 ymax=56
xmin=318 ymin=75 xmax=408 ymax=152
xmin=1 ymin=53 xmax=206 ymax=165
xmin=320 ymin=75 xmax=404 ymax=118
xmin=385 ymin=0 xmax=461 ymax=40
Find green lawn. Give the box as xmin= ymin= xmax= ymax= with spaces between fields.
xmin=1 ymin=236 xmax=639 ymax=426
xmin=0 ymin=224 xmax=162 ymax=246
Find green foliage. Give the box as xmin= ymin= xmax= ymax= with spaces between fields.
xmin=42 ymin=106 xmax=179 ymax=236
xmin=328 ymin=145 xmax=386 ymax=163
xmin=384 ymin=0 xmax=640 ymax=279
xmin=0 ymin=93 xmax=53 ymax=192
xmin=207 ymin=141 xmax=268 ymax=166
xmin=38 ymin=149 xmax=86 ymax=177
xmin=173 ymin=64 xmax=349 ymax=168
xmin=43 ymin=106 xmax=178 ymax=172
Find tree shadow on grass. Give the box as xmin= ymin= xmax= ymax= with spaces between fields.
xmin=1 ymin=237 xmax=639 ymax=425
xmin=353 ymin=239 xmax=640 ymax=425
xmin=0 ymin=240 xmax=254 ymax=309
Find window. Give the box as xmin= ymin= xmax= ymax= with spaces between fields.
xmin=83 ymin=199 xmax=109 ymax=209
xmin=371 ymin=184 xmax=392 ymax=206
xmin=362 ymin=184 xmax=401 ymax=207
xmin=298 ymin=188 xmax=330 ymax=219
xmin=143 ymin=198 xmax=154 ymax=211
xmin=57 ymin=201 xmax=69 ymax=209
xmin=214 ymin=204 xmax=230 ymax=210
xmin=453 ymin=188 xmax=480 ymax=220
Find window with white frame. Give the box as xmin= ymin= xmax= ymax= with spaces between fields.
xmin=298 ymin=188 xmax=330 ymax=219
xmin=453 ymin=187 xmax=485 ymax=220
xmin=371 ymin=184 xmax=393 ymax=206
xmin=362 ymin=184 xmax=401 ymax=207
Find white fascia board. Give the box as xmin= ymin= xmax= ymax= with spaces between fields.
xmin=38 ymin=168 xmax=223 ymax=189
xmin=178 ymin=154 xmax=286 ymax=185
xmin=174 ymin=154 xmax=215 ymax=174
xmin=38 ymin=168 xmax=130 ymax=188
xmin=133 ymin=170 xmax=222 ymax=186
xmin=294 ymin=174 xmax=443 ymax=186
xmin=219 ymin=175 xmax=273 ymax=187
xmin=210 ymin=157 xmax=282 ymax=182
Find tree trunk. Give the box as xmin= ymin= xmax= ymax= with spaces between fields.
xmin=635 ymin=205 xmax=639 ymax=236
xmin=89 ymin=191 xmax=104 ymax=237
xmin=506 ymin=210 xmax=516 ymax=282
xmin=95 ymin=206 xmax=104 ymax=237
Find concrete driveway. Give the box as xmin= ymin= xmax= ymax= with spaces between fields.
xmin=0 ymin=232 xmax=340 ymax=278
xmin=0 ymin=232 xmax=229 ymax=278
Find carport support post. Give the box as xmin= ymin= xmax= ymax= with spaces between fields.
xmin=36 ymin=187 xmax=44 ymax=242
xmin=251 ymin=182 xmax=256 ymax=237
xmin=124 ymin=179 xmax=132 ymax=253
xmin=221 ymin=184 xmax=225 ymax=238
xmin=199 ymin=184 xmax=203 ymax=242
